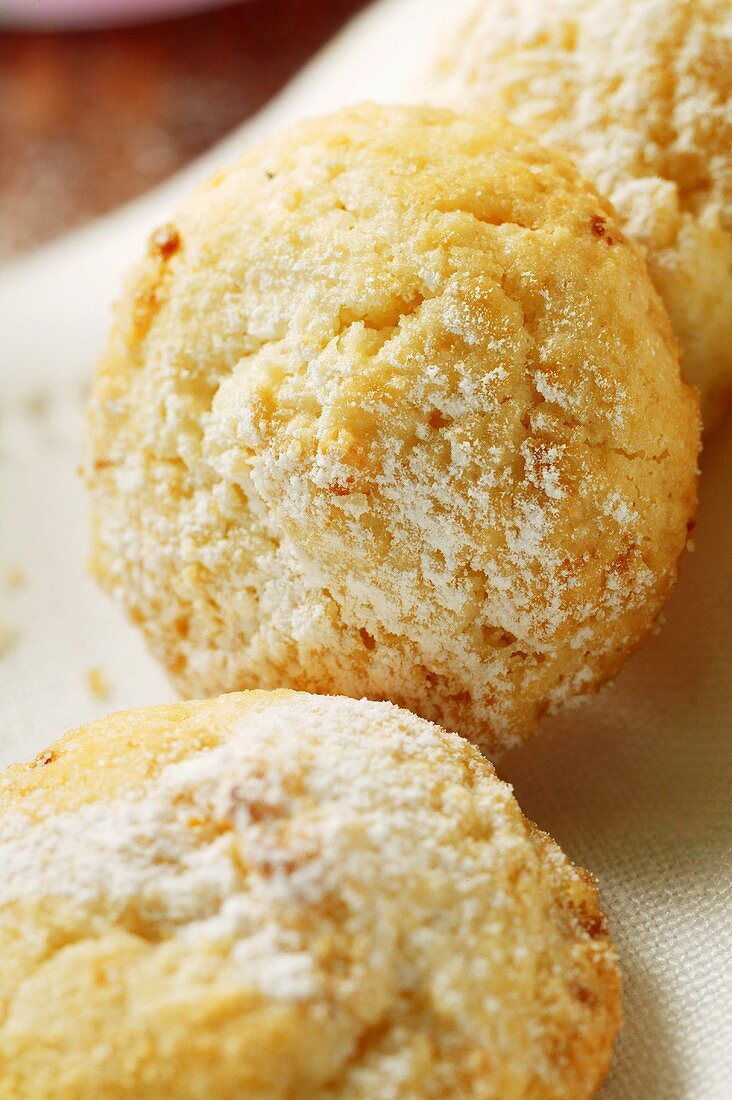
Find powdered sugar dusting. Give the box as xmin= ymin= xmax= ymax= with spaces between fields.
xmin=0 ymin=694 xmax=523 ymax=1002
xmin=0 ymin=691 xmax=621 ymax=1094
xmin=85 ymin=104 xmax=696 ymax=754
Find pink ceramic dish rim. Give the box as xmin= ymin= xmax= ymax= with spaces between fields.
xmin=0 ymin=0 xmax=242 ymax=30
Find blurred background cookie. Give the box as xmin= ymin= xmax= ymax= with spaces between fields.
xmin=0 ymin=690 xmax=621 ymax=1099
xmin=85 ymin=103 xmax=699 ymax=753
xmin=427 ymin=0 xmax=732 ymax=429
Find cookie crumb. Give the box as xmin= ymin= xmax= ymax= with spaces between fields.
xmin=5 ymin=566 xmax=25 ymax=589
xmin=86 ymin=667 xmax=111 ymax=700
xmin=30 ymin=750 xmax=56 ymax=768
xmin=149 ymin=223 xmax=181 ymax=260
xmin=0 ymin=618 xmax=18 ymax=656
xmin=25 ymin=391 xmax=50 ymax=420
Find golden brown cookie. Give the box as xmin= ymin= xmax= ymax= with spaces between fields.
xmin=428 ymin=0 xmax=732 ymax=427
xmin=86 ymin=103 xmax=699 ymax=752
xmin=0 ymin=690 xmax=621 ymax=1099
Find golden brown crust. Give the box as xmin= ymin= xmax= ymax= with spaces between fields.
xmin=85 ymin=103 xmax=699 ymax=752
xmin=0 ymin=690 xmax=621 ymax=1098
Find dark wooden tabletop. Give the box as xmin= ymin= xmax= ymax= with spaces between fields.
xmin=0 ymin=0 xmax=367 ymax=260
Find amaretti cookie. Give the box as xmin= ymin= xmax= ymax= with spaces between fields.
xmin=428 ymin=0 xmax=732 ymax=426
xmin=85 ymin=104 xmax=699 ymax=752
xmin=0 ymin=690 xmax=621 ymax=1099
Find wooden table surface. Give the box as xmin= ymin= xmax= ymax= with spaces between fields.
xmin=0 ymin=0 xmax=367 ymax=261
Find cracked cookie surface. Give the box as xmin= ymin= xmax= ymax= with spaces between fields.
xmin=0 ymin=690 xmax=621 ymax=1099
xmin=85 ymin=103 xmax=699 ymax=751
